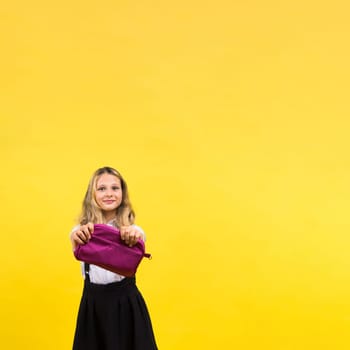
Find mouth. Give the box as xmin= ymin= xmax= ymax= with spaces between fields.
xmin=103 ymin=200 xmax=115 ymax=204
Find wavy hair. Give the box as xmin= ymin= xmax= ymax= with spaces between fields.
xmin=78 ymin=166 xmax=135 ymax=227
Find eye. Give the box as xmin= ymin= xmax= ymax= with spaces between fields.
xmin=97 ymin=186 xmax=106 ymax=191
xmin=112 ymin=186 xmax=120 ymax=191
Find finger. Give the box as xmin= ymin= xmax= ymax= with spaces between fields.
xmin=129 ymin=231 xmax=136 ymax=240
xmin=75 ymin=231 xmax=84 ymax=243
xmin=78 ymin=230 xmax=89 ymax=242
xmin=120 ymin=226 xmax=129 ymax=241
xmin=84 ymin=228 xmax=91 ymax=240
xmin=134 ymin=234 xmax=141 ymax=243
xmin=76 ymin=237 xmax=87 ymax=245
xmin=73 ymin=232 xmax=87 ymax=245
xmin=129 ymin=233 xmax=139 ymax=246
xmin=82 ymin=225 xmax=93 ymax=240
xmin=87 ymin=222 xmax=94 ymax=235
xmin=131 ymin=231 xmax=140 ymax=242
xmin=79 ymin=228 xmax=89 ymax=241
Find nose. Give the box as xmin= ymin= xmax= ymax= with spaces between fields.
xmin=106 ymin=189 xmax=114 ymax=197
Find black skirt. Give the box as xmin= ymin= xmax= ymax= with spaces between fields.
xmin=73 ymin=272 xmax=158 ymax=350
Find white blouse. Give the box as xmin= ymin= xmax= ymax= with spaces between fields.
xmin=71 ymin=222 xmax=145 ymax=284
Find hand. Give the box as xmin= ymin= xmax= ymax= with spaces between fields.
xmin=70 ymin=223 xmax=94 ymax=249
xmin=120 ymin=226 xmax=144 ymax=247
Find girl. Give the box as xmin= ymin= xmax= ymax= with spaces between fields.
xmin=70 ymin=166 xmax=158 ymax=350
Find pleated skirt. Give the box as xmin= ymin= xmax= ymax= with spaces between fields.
xmin=73 ymin=277 xmax=158 ymax=350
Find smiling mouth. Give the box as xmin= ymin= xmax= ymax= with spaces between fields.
xmin=103 ymin=200 xmax=115 ymax=204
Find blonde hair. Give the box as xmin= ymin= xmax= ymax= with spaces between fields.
xmin=78 ymin=166 xmax=135 ymax=227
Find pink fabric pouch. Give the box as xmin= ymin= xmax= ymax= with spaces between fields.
xmin=74 ymin=224 xmax=151 ymax=277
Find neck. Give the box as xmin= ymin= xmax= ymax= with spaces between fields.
xmin=103 ymin=212 xmax=116 ymax=223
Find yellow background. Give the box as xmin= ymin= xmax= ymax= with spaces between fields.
xmin=1 ymin=1 xmax=350 ymax=349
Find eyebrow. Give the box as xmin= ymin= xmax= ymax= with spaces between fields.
xmin=97 ymin=183 xmax=120 ymax=187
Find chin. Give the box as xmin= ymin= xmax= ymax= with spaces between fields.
xmin=103 ymin=206 xmax=118 ymax=211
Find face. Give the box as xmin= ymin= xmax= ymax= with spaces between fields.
xmin=94 ymin=173 xmax=123 ymax=217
